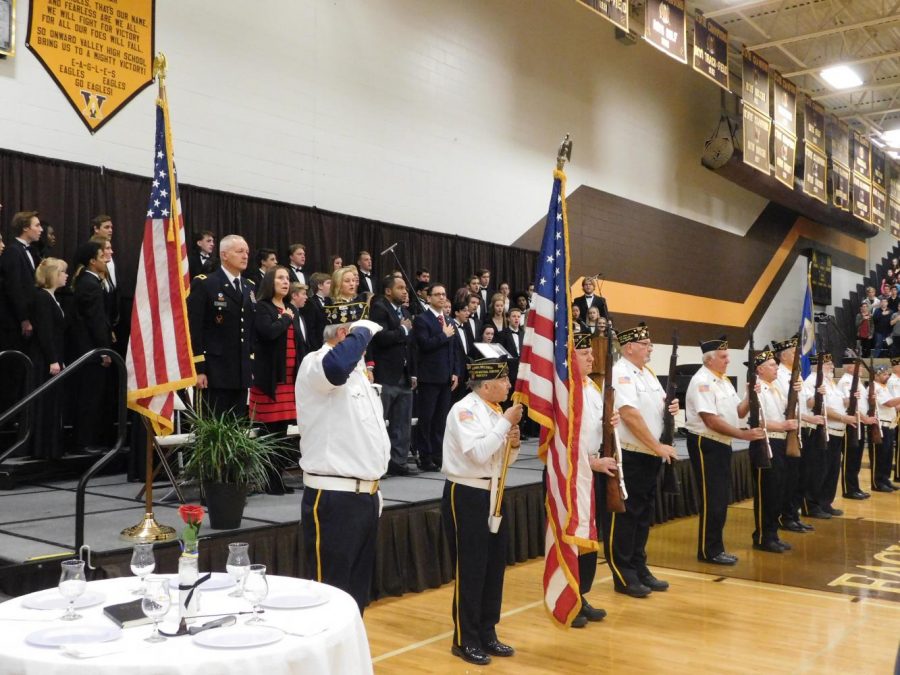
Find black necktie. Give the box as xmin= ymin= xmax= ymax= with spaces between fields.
xmin=233 ymin=278 xmax=241 ymax=294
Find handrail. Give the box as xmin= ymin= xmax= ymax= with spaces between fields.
xmin=0 ymin=350 xmax=35 ymax=464
xmin=0 ymin=348 xmax=128 ymax=551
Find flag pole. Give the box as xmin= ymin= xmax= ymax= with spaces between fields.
xmin=121 ymin=52 xmax=179 ymax=543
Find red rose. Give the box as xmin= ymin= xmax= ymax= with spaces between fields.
xmin=178 ymin=504 xmax=205 ymax=525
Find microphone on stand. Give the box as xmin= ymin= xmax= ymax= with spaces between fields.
xmin=380 ymin=242 xmax=400 ymax=256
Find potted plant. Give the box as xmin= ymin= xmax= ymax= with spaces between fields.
xmin=180 ymin=410 xmax=286 ymax=529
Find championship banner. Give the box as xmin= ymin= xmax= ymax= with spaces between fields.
xmin=692 ymin=14 xmax=728 ymax=91
xmin=873 ymin=147 xmax=886 ymax=190
xmin=772 ymin=70 xmax=797 ymax=134
xmin=26 ymin=0 xmax=154 ymax=133
xmin=872 ymin=186 xmax=886 ymax=229
xmin=803 ymin=144 xmax=827 ymax=204
xmin=890 ymin=199 xmax=900 ymax=239
xmin=742 ymin=48 xmax=769 ymax=115
xmin=803 ymin=96 xmax=825 ymax=153
xmin=773 ymin=127 xmax=796 ymax=189
xmin=644 ymin=0 xmax=686 ymax=64
xmin=852 ymin=174 xmax=872 ymax=223
xmin=742 ymin=102 xmax=771 ymax=175
xmin=1 ymin=0 xmax=14 ymax=57
xmin=890 ymin=166 xmax=900 ymax=238
xmin=831 ymin=162 xmax=850 ymax=211
xmin=852 ymin=130 xmax=871 ymax=179
xmin=829 ymin=117 xmax=850 ymax=170
xmin=577 ymin=0 xmax=628 ymax=32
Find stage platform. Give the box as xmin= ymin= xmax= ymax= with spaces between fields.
xmin=0 ymin=437 xmax=754 ymax=602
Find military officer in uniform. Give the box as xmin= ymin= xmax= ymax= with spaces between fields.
xmin=752 ymin=348 xmax=798 ymax=552
xmin=441 ymin=354 xmax=522 ymax=666
xmin=837 ymin=357 xmax=876 ymax=500
xmin=685 ymin=337 xmax=765 ymax=565
xmin=772 ymin=336 xmax=817 ymax=534
xmin=295 ymin=300 xmax=389 ymax=614
xmin=871 ymin=366 xmax=899 ymax=492
xmin=187 ymin=234 xmax=255 ymax=417
xmin=604 ymin=323 xmax=678 ymax=596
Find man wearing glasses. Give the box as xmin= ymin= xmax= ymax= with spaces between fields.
xmin=603 ymin=323 xmax=679 ymax=597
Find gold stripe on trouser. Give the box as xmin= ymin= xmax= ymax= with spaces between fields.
xmin=698 ymin=437 xmax=708 ymax=560
xmin=608 ymin=513 xmax=626 ymax=587
xmin=313 ymin=490 xmax=323 ymax=582
xmin=450 ymin=483 xmax=462 ymax=646
xmin=841 ymin=433 xmax=849 ymax=495
xmin=756 ymin=468 xmax=763 ymax=545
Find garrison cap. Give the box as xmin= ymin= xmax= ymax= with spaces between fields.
xmin=618 ymin=322 xmax=651 ymax=346
xmin=700 ymin=336 xmax=728 ymax=353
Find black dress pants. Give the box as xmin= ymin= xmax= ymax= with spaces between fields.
xmin=779 ymin=450 xmax=803 ymax=526
xmin=753 ymin=439 xmax=785 ymax=545
xmin=686 ymin=433 xmax=732 ymax=560
xmin=415 ymin=382 xmax=451 ymax=465
xmin=872 ymin=426 xmax=896 ymax=487
xmin=200 ymin=387 xmax=248 ymax=419
xmin=841 ymin=424 xmax=865 ymax=495
xmin=441 ymin=481 xmax=507 ymax=650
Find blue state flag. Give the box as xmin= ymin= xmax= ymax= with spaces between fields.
xmin=798 ymin=267 xmax=816 ymax=379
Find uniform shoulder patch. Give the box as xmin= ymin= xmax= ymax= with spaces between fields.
xmin=458 ymin=409 xmax=475 ymax=423
xmin=195 ymin=274 xmax=207 ymax=280
xmin=699 ymin=384 xmax=710 ymax=393
xmin=618 ymin=376 xmax=631 ymax=384
xmin=246 ymin=278 xmax=256 ymax=286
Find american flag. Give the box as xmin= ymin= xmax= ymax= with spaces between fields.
xmin=125 ymin=88 xmax=196 ymax=436
xmin=513 ymin=168 xmax=596 ymax=627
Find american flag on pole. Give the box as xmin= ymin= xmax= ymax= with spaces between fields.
xmin=125 ymin=80 xmax=196 ymax=436
xmin=512 ymin=167 xmax=597 ymax=627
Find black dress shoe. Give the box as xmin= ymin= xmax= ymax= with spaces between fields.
xmin=805 ymin=508 xmax=832 ymax=519
xmin=780 ymin=520 xmax=805 ymax=532
xmin=571 ymin=614 xmax=588 ymax=628
xmin=615 ymin=583 xmax=651 ymax=597
xmin=579 ymin=596 xmax=607 ymax=621
xmin=418 ymin=460 xmax=439 ymax=472
xmin=775 ymin=539 xmax=792 ymax=551
xmin=797 ymin=521 xmax=815 ymax=531
xmin=451 ymin=645 xmax=491 ymax=665
xmin=387 ymin=460 xmax=410 ymax=477
xmin=283 ymin=486 xmax=295 ymax=494
xmin=700 ymin=553 xmax=738 ymax=565
xmin=753 ymin=541 xmax=784 ymax=553
xmin=639 ymin=575 xmax=669 ymax=592
xmin=872 ymin=485 xmax=893 ymax=493
xmin=843 ymin=491 xmax=867 ymax=500
xmin=878 ymin=482 xmax=897 ymax=492
xmin=483 ymin=640 xmax=515 ymax=657
xmin=824 ymin=505 xmax=843 ymax=516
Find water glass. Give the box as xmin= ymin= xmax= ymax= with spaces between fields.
xmin=130 ymin=542 xmax=156 ymax=595
xmin=142 ymin=576 xmax=172 ymax=643
xmin=226 ymin=542 xmax=250 ymax=597
xmin=242 ymin=564 xmax=268 ymax=624
xmin=58 ymin=559 xmax=87 ymax=621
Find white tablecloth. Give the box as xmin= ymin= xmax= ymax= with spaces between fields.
xmin=0 ymin=575 xmax=372 ymax=675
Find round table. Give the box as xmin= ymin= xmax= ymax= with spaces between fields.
xmin=0 ymin=574 xmax=372 ymax=674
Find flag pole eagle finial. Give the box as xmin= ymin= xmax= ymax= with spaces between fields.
xmin=557 ymin=134 xmax=572 ymax=170
xmin=153 ymin=53 xmax=168 ymax=82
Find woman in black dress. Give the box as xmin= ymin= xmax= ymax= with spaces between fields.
xmin=29 ymin=257 xmax=69 ymax=459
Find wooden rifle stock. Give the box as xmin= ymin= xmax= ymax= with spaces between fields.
xmin=601 ymin=330 xmax=626 ymax=513
xmin=659 ymin=332 xmax=681 ymax=495
xmin=746 ymin=332 xmax=772 ymax=469
xmin=784 ymin=347 xmax=802 ymax=458
xmin=847 ymin=353 xmax=862 ymax=444
xmin=861 ymin=357 xmax=883 ymax=445
xmin=811 ymin=353 xmax=829 ymax=450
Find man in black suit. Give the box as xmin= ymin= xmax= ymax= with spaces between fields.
xmin=287 ymin=243 xmax=307 ymax=286
xmin=477 ymin=267 xmax=493 ymax=313
xmin=408 ymin=280 xmax=430 ymax=317
xmin=187 ymin=234 xmax=255 ymax=417
xmin=303 ymin=272 xmax=331 ymax=351
xmin=465 ymin=293 xmax=482 ymax=341
xmin=369 ymin=275 xmax=417 ymax=476
xmin=289 ymin=282 xmax=313 ymax=358
xmin=450 ymin=298 xmax=476 ymax=404
xmin=0 ymin=210 xmax=43 ymax=350
xmin=357 ymin=250 xmax=376 ymax=296
xmin=247 ymin=248 xmax=277 ymax=288
xmin=573 ymin=276 xmax=608 ymax=321
xmin=499 ymin=307 xmax=525 ymax=388
xmin=188 ymin=230 xmax=217 ymax=279
xmin=413 ymin=283 xmax=458 ymax=472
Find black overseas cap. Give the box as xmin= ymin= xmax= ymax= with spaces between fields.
xmin=324 ymin=299 xmax=369 ymax=325
xmin=700 ymin=336 xmax=728 ymax=353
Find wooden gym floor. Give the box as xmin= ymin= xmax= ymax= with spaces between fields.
xmin=365 ymin=467 xmax=900 ymax=673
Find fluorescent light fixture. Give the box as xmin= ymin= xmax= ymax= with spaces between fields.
xmin=881 ymin=128 xmax=900 ymax=147
xmin=820 ymin=65 xmax=863 ymax=89
xmin=889 ymin=150 xmax=900 ymax=160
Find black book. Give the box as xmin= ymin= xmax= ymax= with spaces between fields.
xmin=103 ymin=598 xmax=154 ymax=628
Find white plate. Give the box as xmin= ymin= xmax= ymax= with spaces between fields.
xmin=21 ymin=590 xmax=105 ymax=611
xmin=167 ymin=572 xmax=235 ymax=591
xmin=192 ymin=625 xmax=283 ymax=649
xmin=261 ymin=590 xmax=328 ymax=610
xmin=25 ymin=624 xmax=122 ymax=648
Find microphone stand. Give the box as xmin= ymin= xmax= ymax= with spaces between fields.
xmin=381 ymin=242 xmax=417 ymax=303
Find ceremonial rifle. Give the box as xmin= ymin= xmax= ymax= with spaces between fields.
xmin=784 ymin=342 xmax=803 ymax=458
xmin=859 ymin=355 xmax=883 ymax=446
xmin=811 ymin=350 xmax=829 ymax=451
xmin=602 ymin=325 xmax=627 ymax=513
xmin=845 ymin=349 xmax=863 ymax=444
xmin=659 ymin=331 xmax=681 ymax=495
xmin=746 ymin=331 xmax=772 ymax=469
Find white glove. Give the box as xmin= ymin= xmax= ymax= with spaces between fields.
xmin=350 ymin=319 xmax=383 ymax=336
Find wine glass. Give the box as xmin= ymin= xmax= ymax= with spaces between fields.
xmin=242 ymin=564 xmax=268 ymax=624
xmin=226 ymin=542 xmax=250 ymax=598
xmin=142 ymin=577 xmax=171 ymax=643
xmin=130 ymin=542 xmax=156 ymax=595
xmin=58 ymin=559 xmax=86 ymax=621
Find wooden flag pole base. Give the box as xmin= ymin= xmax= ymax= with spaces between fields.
xmin=121 ymin=419 xmax=177 ymax=542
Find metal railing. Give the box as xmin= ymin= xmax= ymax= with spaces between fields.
xmin=0 ymin=348 xmax=127 ymax=551
xmin=0 ymin=350 xmax=35 ymax=464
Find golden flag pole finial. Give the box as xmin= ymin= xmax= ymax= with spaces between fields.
xmin=153 ymin=53 xmax=167 ymax=81
xmin=557 ymin=133 xmax=573 ymax=170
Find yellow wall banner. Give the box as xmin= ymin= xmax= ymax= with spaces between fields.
xmin=26 ymin=0 xmax=154 ymax=133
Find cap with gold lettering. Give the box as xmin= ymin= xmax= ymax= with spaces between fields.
xmin=324 ymin=299 xmax=369 ymax=325
xmin=618 ymin=322 xmax=651 ymax=346
xmin=466 ymin=357 xmax=509 ymax=381
xmin=700 ymin=336 xmax=728 ymax=353
xmin=771 ymin=334 xmax=799 ymax=353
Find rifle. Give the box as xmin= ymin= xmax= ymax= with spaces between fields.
xmin=602 ymin=325 xmax=627 ymax=513
xmin=845 ymin=350 xmax=862 ymax=443
xmin=659 ymin=331 xmax=681 ymax=495
xmin=747 ymin=332 xmax=772 ymax=469
xmin=811 ymin=350 xmax=829 ymax=451
xmin=784 ymin=343 xmax=803 ymax=458
xmin=859 ymin=355 xmax=883 ymax=446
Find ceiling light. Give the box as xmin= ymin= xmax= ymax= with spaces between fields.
xmin=820 ymin=65 xmax=863 ymax=90
xmin=881 ymin=129 xmax=900 ymax=147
